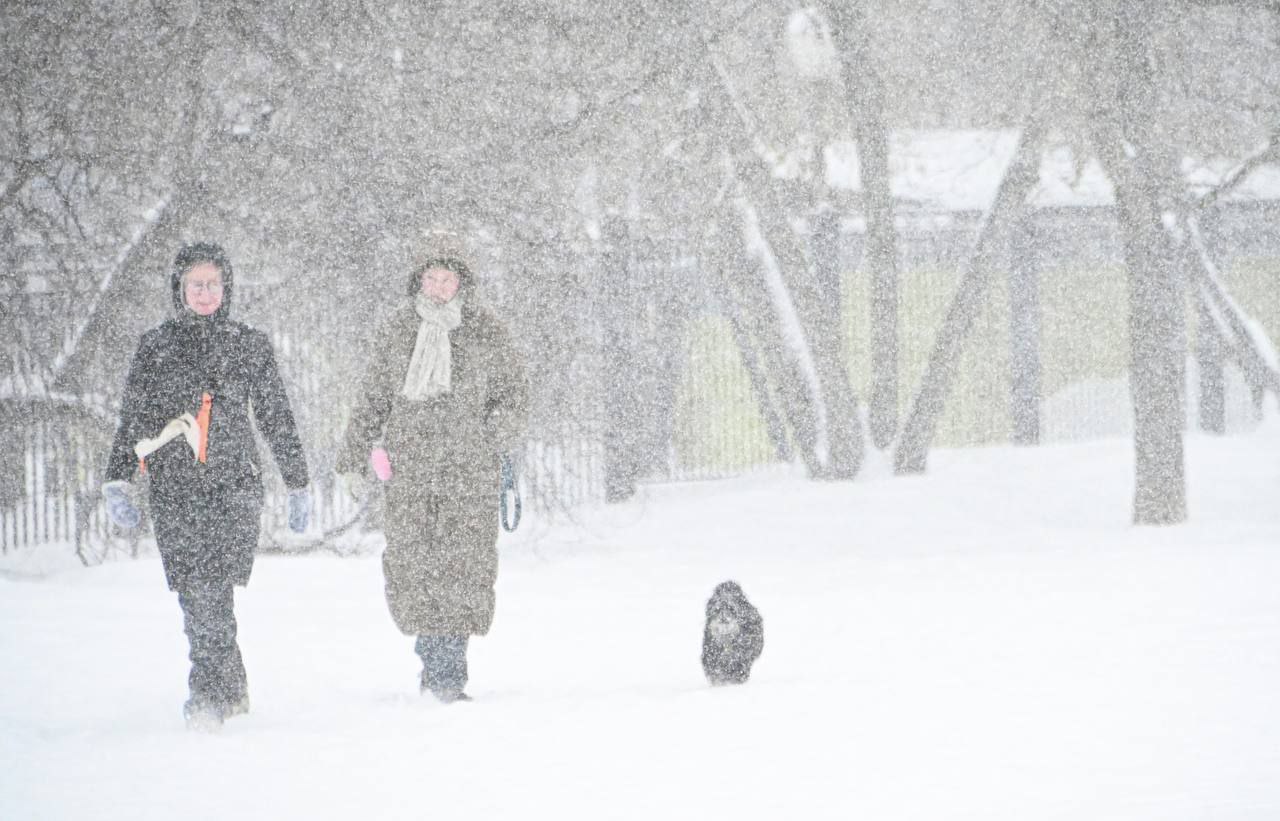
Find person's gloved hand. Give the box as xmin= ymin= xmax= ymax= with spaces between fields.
xmin=340 ymin=472 xmax=368 ymax=503
xmin=102 ymin=481 xmax=141 ymax=529
xmin=287 ymin=488 xmax=311 ymax=533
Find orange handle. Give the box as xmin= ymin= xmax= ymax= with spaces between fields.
xmin=195 ymin=392 xmax=212 ymax=463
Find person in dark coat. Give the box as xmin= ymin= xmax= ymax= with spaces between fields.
xmin=101 ymin=242 xmax=311 ymax=728
xmin=336 ymin=231 xmax=527 ymax=703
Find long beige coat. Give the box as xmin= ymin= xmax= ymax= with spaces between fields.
xmin=338 ymin=296 xmax=527 ymax=636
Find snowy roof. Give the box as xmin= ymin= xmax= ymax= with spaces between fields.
xmin=823 ymin=130 xmax=1280 ymax=212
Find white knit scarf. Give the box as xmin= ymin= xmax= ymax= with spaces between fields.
xmin=402 ymin=292 xmax=463 ymax=400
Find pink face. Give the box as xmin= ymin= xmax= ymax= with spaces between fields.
xmin=183 ymin=262 xmax=224 ymax=316
xmin=420 ymin=266 xmax=460 ymax=304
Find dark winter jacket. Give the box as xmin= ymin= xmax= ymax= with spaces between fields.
xmin=337 ymin=250 xmax=527 ymax=636
xmin=105 ymin=257 xmax=308 ymax=590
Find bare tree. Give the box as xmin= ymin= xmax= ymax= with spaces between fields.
xmin=894 ymin=116 xmax=1048 ymax=474
xmin=1075 ymin=3 xmax=1189 ymax=524
xmin=822 ymin=0 xmax=900 ymax=451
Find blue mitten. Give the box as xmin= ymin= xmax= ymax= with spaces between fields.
xmin=287 ymin=488 xmax=311 ymax=533
xmin=102 ymin=481 xmax=141 ymax=529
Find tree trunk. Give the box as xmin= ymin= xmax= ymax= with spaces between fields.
xmin=1186 ymin=217 xmax=1280 ymax=404
xmin=600 ymin=219 xmax=641 ymax=502
xmin=721 ymin=310 xmax=795 ymax=465
xmin=703 ymin=197 xmax=821 ymax=475
xmin=894 ymin=117 xmax=1047 ymax=474
xmin=697 ymin=199 xmax=793 ymax=465
xmin=1120 ymin=202 xmax=1187 ymax=524
xmin=809 ymin=203 xmax=864 ymax=470
xmin=737 ymin=162 xmax=864 ymax=479
xmin=701 ymin=43 xmax=862 ymax=480
xmin=824 ymin=0 xmax=899 ymax=451
xmin=1010 ymin=216 xmax=1042 ymax=445
xmin=613 ymin=227 xmax=694 ymax=489
xmin=747 ymin=185 xmax=865 ymax=476
xmin=1195 ymin=290 xmax=1227 ymax=434
xmin=1084 ymin=5 xmax=1187 ymax=525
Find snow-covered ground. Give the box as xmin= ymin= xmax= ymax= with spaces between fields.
xmin=3 ymin=424 xmax=1279 ymax=821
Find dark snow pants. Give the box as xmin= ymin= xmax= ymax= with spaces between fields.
xmin=177 ymin=582 xmax=247 ymax=710
xmin=415 ymin=634 xmax=469 ymax=696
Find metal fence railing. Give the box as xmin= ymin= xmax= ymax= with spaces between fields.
xmin=5 ymin=208 xmax=1279 ymax=564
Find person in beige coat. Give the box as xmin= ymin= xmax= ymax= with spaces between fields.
xmin=337 ymin=236 xmax=527 ymax=702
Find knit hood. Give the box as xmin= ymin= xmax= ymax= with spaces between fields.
xmin=171 ymin=242 xmax=234 ymax=321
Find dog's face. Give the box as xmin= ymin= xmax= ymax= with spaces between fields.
xmin=705 ymin=581 xmax=755 ymax=646
xmin=707 ymin=612 xmax=741 ymax=641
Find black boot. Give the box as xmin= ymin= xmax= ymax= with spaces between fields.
xmin=416 ymin=634 xmax=471 ymax=702
xmin=223 ymin=693 xmax=251 ymax=719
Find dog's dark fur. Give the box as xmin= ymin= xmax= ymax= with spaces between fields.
xmin=701 ymin=580 xmax=764 ymax=685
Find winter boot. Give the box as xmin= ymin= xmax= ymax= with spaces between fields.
xmin=431 ymin=688 xmax=473 ymax=704
xmin=415 ymin=634 xmax=470 ymax=703
xmin=183 ymin=697 xmax=224 ymax=731
xmin=418 ymin=671 xmax=471 ymax=703
xmin=223 ymin=693 xmax=250 ymax=719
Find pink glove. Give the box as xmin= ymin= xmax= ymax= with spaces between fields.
xmin=370 ymin=447 xmax=393 ymax=482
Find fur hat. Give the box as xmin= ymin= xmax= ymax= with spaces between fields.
xmin=407 ymin=228 xmax=475 ymax=297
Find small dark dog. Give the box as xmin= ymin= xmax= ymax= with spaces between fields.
xmin=701 ymin=580 xmax=764 ymax=685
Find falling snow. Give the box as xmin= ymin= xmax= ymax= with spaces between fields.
xmin=3 ymin=3 xmax=1280 ymax=819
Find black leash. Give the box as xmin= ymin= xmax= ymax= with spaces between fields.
xmin=257 ymin=493 xmax=374 ymax=556
xmin=264 ymin=454 xmax=521 ymax=551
